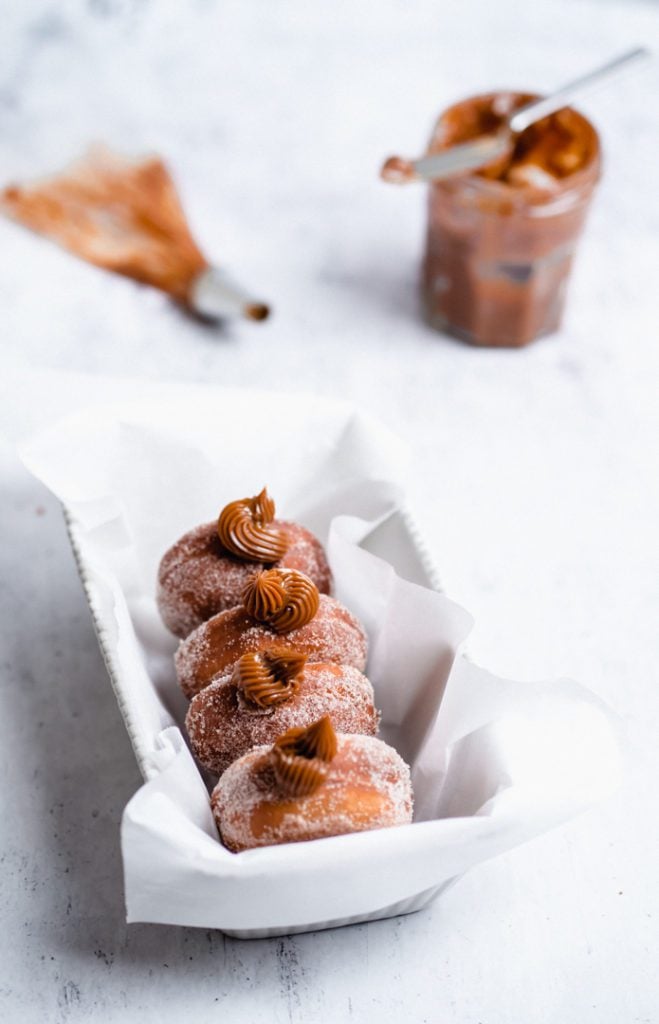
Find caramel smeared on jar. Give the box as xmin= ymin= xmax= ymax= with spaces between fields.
xmin=217 ymin=488 xmax=288 ymax=563
xmin=242 ymin=568 xmax=320 ymax=633
xmin=232 ymin=649 xmax=307 ymax=708
xmin=270 ymin=716 xmax=338 ymax=797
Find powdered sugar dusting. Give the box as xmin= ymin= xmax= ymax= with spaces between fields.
xmin=212 ymin=734 xmax=413 ymax=852
xmin=157 ymin=519 xmax=333 ymax=638
xmin=186 ymin=664 xmax=379 ymax=775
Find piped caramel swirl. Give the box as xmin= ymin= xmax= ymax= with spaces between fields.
xmin=232 ymin=649 xmax=307 ymax=708
xmin=242 ymin=568 xmax=320 ymax=634
xmin=217 ymin=488 xmax=288 ymax=563
xmin=270 ymin=716 xmax=338 ymax=797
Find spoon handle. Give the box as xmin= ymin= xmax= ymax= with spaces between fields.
xmin=381 ymin=133 xmax=510 ymax=184
xmin=509 ymin=47 xmax=651 ymax=134
xmin=412 ymin=134 xmax=510 ymax=180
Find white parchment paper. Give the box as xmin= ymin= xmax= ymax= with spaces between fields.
xmin=19 ymin=386 xmax=621 ymax=933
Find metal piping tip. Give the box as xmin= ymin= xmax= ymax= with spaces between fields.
xmin=190 ymin=266 xmax=270 ymax=322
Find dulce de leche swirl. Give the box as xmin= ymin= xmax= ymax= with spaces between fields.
xmin=242 ymin=568 xmax=320 ymax=633
xmin=232 ymin=649 xmax=307 ymax=708
xmin=217 ymin=488 xmax=288 ymax=563
xmin=270 ymin=716 xmax=338 ymax=797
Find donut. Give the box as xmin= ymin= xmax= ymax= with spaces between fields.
xmin=186 ymin=650 xmax=379 ymax=775
xmin=157 ymin=488 xmax=332 ymax=638
xmin=175 ymin=568 xmax=368 ymax=699
xmin=211 ymin=716 xmax=413 ymax=851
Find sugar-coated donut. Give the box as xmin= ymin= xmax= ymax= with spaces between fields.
xmin=186 ymin=651 xmax=379 ymax=775
xmin=175 ymin=569 xmax=368 ymax=699
xmin=212 ymin=717 xmax=413 ymax=851
xmin=157 ymin=489 xmax=332 ymax=638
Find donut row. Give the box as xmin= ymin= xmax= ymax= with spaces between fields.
xmin=157 ymin=489 xmax=413 ymax=851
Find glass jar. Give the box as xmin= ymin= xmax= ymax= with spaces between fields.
xmin=422 ymin=93 xmax=601 ymax=347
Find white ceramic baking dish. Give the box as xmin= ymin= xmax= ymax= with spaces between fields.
xmin=64 ymin=501 xmax=458 ymax=938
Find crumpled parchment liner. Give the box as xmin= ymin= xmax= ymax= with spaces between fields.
xmin=19 ymin=388 xmax=620 ymax=932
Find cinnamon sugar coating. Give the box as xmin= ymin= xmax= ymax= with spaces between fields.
xmin=186 ymin=664 xmax=379 ymax=775
xmin=175 ymin=594 xmax=368 ymax=699
xmin=212 ymin=734 xmax=413 ymax=852
xmin=157 ymin=519 xmax=332 ymax=638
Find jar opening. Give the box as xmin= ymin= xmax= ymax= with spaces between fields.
xmin=428 ymin=91 xmax=601 ymax=212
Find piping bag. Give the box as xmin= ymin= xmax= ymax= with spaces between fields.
xmin=0 ymin=146 xmax=270 ymax=322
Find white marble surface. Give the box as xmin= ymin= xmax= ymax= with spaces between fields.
xmin=1 ymin=1 xmax=658 ymax=1021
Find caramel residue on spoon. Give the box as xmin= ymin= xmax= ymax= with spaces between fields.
xmin=380 ymin=155 xmax=417 ymax=184
xmin=242 ymin=568 xmax=320 ymax=634
xmin=217 ymin=487 xmax=288 ymax=563
xmin=269 ymin=716 xmax=338 ymax=797
xmin=232 ymin=649 xmax=307 ymax=708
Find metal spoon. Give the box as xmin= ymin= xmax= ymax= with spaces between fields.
xmin=381 ymin=47 xmax=650 ymax=185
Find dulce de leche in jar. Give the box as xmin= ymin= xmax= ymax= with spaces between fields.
xmin=422 ymin=93 xmax=601 ymax=347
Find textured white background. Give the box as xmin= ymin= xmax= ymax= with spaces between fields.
xmin=1 ymin=1 xmax=658 ymax=1021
